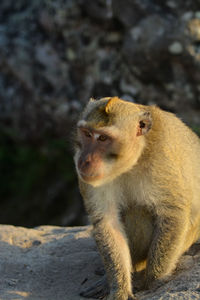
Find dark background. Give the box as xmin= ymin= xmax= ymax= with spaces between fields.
xmin=0 ymin=0 xmax=200 ymax=228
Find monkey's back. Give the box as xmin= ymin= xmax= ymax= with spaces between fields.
xmin=156 ymin=107 xmax=200 ymax=180
xmin=149 ymin=107 xmax=200 ymax=231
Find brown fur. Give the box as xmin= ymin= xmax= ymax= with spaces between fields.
xmin=74 ymin=97 xmax=200 ymax=300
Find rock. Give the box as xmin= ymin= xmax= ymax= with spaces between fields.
xmin=123 ymin=14 xmax=175 ymax=82
xmin=120 ymin=78 xmax=139 ymax=96
xmin=1 ymin=0 xmax=200 ymax=229
xmin=195 ymin=12 xmax=200 ymax=19
xmin=39 ymin=11 xmax=55 ymax=33
xmin=112 ymin=0 xmax=162 ymax=28
xmin=81 ymin=0 xmax=113 ymax=21
xmin=181 ymin=11 xmax=193 ymax=22
xmin=1 ymin=0 xmax=200 ymax=144
xmin=166 ymin=1 xmax=177 ymax=9
xmin=0 ymin=225 xmax=199 ymax=300
xmin=168 ymin=41 xmax=183 ymax=54
xmin=0 ymin=225 xmax=99 ymax=300
xmin=54 ymin=102 xmax=70 ymax=119
xmin=35 ymin=44 xmax=68 ymax=89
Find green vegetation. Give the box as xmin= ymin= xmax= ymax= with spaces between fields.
xmin=0 ymin=124 xmax=199 ymax=227
xmin=192 ymin=126 xmax=200 ymax=137
xmin=0 ymin=128 xmax=77 ymax=227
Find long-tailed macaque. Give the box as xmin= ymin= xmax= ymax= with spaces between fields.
xmin=74 ymin=97 xmax=200 ymax=300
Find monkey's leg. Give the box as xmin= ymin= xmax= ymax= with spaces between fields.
xmin=145 ymin=213 xmax=188 ymax=288
xmin=80 ymin=274 xmax=109 ymax=299
xmin=93 ymin=217 xmax=136 ymax=300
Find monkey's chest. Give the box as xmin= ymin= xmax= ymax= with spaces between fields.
xmin=120 ymin=172 xmax=156 ymax=207
xmin=122 ymin=205 xmax=154 ymax=237
xmin=121 ymin=205 xmax=154 ymax=262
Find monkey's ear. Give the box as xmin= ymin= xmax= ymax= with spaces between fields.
xmin=137 ymin=111 xmax=152 ymax=136
xmin=105 ymin=97 xmax=119 ymax=114
xmin=89 ymin=97 xmax=96 ymax=102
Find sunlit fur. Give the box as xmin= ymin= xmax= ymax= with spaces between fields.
xmin=75 ymin=98 xmax=147 ymax=187
xmin=74 ymin=97 xmax=200 ymax=300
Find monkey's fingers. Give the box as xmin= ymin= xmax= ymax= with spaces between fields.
xmin=94 ymin=266 xmax=105 ymax=276
xmin=80 ymin=275 xmax=109 ymax=299
xmin=128 ymin=294 xmax=138 ymax=300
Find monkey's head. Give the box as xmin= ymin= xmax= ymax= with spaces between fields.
xmin=74 ymin=97 xmax=152 ymax=187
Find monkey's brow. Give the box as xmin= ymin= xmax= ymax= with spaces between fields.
xmin=77 ymin=124 xmax=93 ymax=132
xmin=78 ymin=124 xmax=119 ymax=139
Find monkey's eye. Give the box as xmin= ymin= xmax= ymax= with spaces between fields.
xmin=98 ymin=135 xmax=107 ymax=142
xmin=84 ymin=130 xmax=92 ymax=138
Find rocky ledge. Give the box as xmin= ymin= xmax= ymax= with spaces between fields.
xmin=0 ymin=225 xmax=199 ymax=300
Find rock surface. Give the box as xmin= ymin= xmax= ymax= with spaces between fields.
xmin=1 ymin=0 xmax=200 ymax=142
xmin=1 ymin=0 xmax=200 ymax=229
xmin=0 ymin=225 xmax=199 ymax=300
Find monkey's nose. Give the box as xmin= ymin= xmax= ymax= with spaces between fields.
xmin=78 ymin=156 xmax=91 ymax=170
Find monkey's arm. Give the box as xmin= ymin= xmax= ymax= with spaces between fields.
xmin=80 ymin=178 xmax=136 ymax=300
xmin=93 ymin=215 xmax=135 ymax=300
xmin=145 ymin=205 xmax=189 ymax=287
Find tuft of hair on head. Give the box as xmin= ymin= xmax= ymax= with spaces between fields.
xmin=105 ymin=97 xmax=120 ymax=114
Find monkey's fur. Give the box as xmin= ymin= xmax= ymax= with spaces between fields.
xmin=74 ymin=97 xmax=200 ymax=300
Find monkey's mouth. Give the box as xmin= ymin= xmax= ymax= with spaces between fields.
xmin=79 ymin=171 xmax=103 ymax=182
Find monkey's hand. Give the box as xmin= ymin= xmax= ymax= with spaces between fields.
xmin=80 ymin=275 xmax=109 ymax=299
xmin=80 ymin=276 xmax=138 ymax=300
xmin=144 ymin=276 xmax=170 ymax=291
xmin=107 ymin=291 xmax=138 ymax=300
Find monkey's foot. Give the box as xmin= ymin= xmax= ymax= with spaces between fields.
xmin=107 ymin=292 xmax=138 ymax=300
xmin=80 ymin=275 xmax=109 ymax=299
xmin=94 ymin=266 xmax=105 ymax=276
xmin=128 ymin=296 xmax=138 ymax=300
xmin=144 ymin=275 xmax=170 ymax=291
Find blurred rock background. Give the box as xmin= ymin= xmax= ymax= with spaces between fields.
xmin=0 ymin=0 xmax=200 ymax=227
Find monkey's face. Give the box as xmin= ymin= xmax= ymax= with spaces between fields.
xmin=74 ymin=97 xmax=152 ymax=187
xmin=74 ymin=125 xmax=116 ymax=186
xmin=74 ymin=124 xmax=143 ymax=187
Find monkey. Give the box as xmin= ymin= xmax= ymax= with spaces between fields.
xmin=74 ymin=96 xmax=200 ymax=300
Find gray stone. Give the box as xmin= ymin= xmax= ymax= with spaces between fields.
xmin=1 ymin=0 xmax=200 ymax=230
xmin=181 ymin=12 xmax=193 ymax=21
xmin=120 ymin=79 xmax=139 ymax=96
xmin=0 ymin=225 xmax=199 ymax=300
xmin=194 ymin=12 xmax=200 ymax=19
xmin=168 ymin=41 xmax=183 ymax=54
